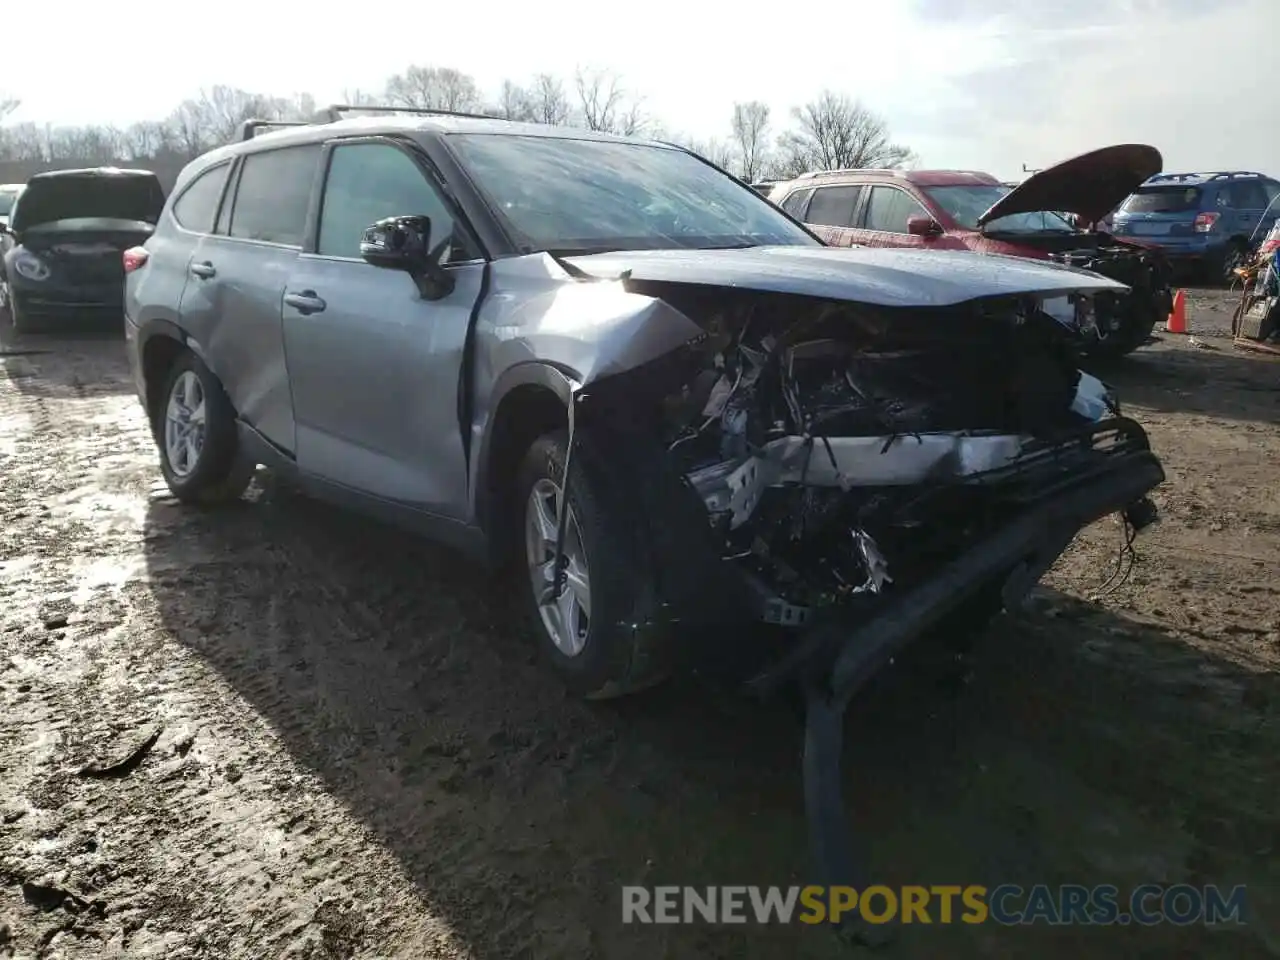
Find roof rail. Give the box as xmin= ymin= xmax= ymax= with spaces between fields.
xmin=311 ymin=103 xmax=504 ymax=123
xmin=239 ymin=119 xmax=310 ymax=141
xmin=1147 ymin=170 xmax=1265 ymax=183
xmin=797 ymin=167 xmax=904 ymax=179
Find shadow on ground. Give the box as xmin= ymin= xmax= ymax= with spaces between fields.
xmin=141 ymin=480 xmax=1279 ymax=959
xmin=1087 ymin=335 xmax=1279 ymax=426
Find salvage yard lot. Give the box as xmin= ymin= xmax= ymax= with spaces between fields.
xmin=0 ymin=290 xmax=1277 ymax=959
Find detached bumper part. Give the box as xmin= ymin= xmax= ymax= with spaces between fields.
xmin=753 ymin=437 xmax=1164 ymax=940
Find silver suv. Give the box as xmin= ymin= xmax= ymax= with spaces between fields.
xmin=124 ymin=105 xmax=1164 ymax=703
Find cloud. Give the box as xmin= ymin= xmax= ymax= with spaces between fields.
xmin=899 ymin=0 xmax=1278 ymax=178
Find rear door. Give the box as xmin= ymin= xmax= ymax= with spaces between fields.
xmin=280 ymin=137 xmax=484 ymax=519
xmin=128 ymin=159 xmax=231 ymax=333
xmin=177 ymin=143 xmax=322 ymax=455
xmin=1226 ymin=179 xmax=1271 ymax=243
xmin=851 ymin=185 xmax=934 ymax=249
xmin=802 ymin=185 xmax=863 ymax=246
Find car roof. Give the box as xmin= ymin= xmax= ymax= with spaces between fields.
xmin=198 ymin=113 xmax=680 ymax=166
xmin=1141 ymin=170 xmax=1273 ymax=187
xmin=25 ymin=166 xmax=159 ymax=182
xmin=784 ymin=167 xmax=1001 ymax=189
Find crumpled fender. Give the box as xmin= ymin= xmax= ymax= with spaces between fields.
xmin=478 ymin=253 xmax=704 ymax=388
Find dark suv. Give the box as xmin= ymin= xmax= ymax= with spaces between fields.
xmin=1110 ymin=171 xmax=1280 ymax=283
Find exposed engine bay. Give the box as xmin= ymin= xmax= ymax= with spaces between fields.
xmin=1043 ymin=242 xmax=1173 ymax=351
xmin=612 ymin=283 xmax=1130 ymax=630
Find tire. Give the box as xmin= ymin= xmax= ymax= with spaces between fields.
xmin=1086 ymin=300 xmax=1160 ymax=360
xmin=1214 ymin=240 xmax=1249 ymax=287
xmin=153 ymin=349 xmax=253 ymax=505
xmin=515 ymin=429 xmax=670 ymax=699
xmin=7 ymin=292 xmax=44 ymax=334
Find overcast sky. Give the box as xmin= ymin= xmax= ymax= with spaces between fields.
xmin=3 ymin=0 xmax=1274 ymax=180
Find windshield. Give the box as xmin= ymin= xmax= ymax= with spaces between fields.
xmin=0 ymin=192 xmax=18 ymax=216
xmin=1119 ymin=185 xmax=1201 ymax=214
xmin=924 ymin=184 xmax=1076 ymax=233
xmin=447 ymin=133 xmax=818 ymax=252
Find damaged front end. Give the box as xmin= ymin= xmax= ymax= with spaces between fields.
xmin=570 ymin=278 xmax=1164 ymax=691
xmin=1042 ymin=242 xmax=1174 ymax=357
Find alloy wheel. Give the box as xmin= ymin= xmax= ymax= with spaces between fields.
xmin=524 ymin=477 xmax=592 ymax=657
xmin=164 ymin=370 xmax=206 ymax=478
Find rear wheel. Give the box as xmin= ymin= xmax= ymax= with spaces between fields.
xmin=154 ymin=349 xmax=253 ymax=504
xmin=516 ymin=430 xmax=670 ymax=699
xmin=1216 ymin=240 xmax=1249 ymax=286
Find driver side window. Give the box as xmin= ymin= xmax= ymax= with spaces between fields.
xmin=317 ymin=142 xmax=460 ymax=260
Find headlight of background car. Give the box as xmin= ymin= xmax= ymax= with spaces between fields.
xmin=12 ymin=252 xmax=51 ymax=282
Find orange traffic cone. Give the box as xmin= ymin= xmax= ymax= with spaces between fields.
xmin=1166 ymin=289 xmax=1188 ymax=334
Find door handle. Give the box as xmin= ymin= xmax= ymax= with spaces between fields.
xmin=189 ymin=261 xmax=216 ymax=279
xmin=283 ymin=290 xmax=327 ymax=315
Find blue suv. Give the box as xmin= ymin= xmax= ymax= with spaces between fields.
xmin=1110 ymin=171 xmax=1280 ymax=283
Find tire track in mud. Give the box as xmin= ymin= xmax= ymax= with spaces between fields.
xmin=3 ymin=320 xmax=1278 ymax=960
xmin=0 ymin=347 xmax=466 ymax=959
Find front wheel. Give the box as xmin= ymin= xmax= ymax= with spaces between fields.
xmin=516 ymin=430 xmax=670 ymax=699
xmin=154 ymin=349 xmax=253 ymax=504
xmin=6 ymin=291 xmax=44 ymax=334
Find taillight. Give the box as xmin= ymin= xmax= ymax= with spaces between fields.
xmin=123 ymin=247 xmax=149 ymax=274
xmin=1193 ymin=212 xmax=1219 ymax=233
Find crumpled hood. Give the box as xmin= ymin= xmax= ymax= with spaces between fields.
xmin=564 ymin=245 xmax=1128 ymax=308
xmin=11 ymin=168 xmax=165 ymax=233
xmin=977 ymin=144 xmax=1163 ymax=228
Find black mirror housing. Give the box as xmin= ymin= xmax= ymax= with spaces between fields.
xmin=360 ymin=214 xmax=455 ymax=300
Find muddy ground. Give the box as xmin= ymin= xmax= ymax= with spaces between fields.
xmin=0 ymin=291 xmax=1277 ymax=959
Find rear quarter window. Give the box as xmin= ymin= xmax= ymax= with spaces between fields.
xmin=171 ymin=163 xmax=230 ymax=234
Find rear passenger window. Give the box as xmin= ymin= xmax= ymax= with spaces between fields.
xmin=228 ymin=145 xmax=320 ymax=246
xmin=805 ymin=186 xmax=861 ymax=227
xmin=781 ymin=188 xmax=813 ymax=219
xmin=1231 ymin=181 xmax=1268 ymax=209
xmin=172 ymin=163 xmax=229 ymax=233
xmin=864 ymin=186 xmax=926 ymax=234
xmin=318 ymin=142 xmax=458 ymax=260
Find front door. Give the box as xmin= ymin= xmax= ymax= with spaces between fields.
xmin=801 ymin=184 xmax=863 ymax=246
xmin=281 ymin=139 xmax=483 ymax=519
xmin=848 ymin=185 xmax=936 ymax=250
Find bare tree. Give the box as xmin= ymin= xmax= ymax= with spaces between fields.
xmin=666 ymin=134 xmax=735 ymax=171
xmin=0 ymin=123 xmax=46 ymax=162
xmin=494 ymin=80 xmax=536 ymax=122
xmin=731 ymin=101 xmax=770 ymax=182
xmin=340 ymin=88 xmax=382 ymax=107
xmin=122 ymin=121 xmax=173 ymax=161
xmin=0 ymin=95 xmax=17 ymax=122
xmin=530 ymin=74 xmax=571 ymax=126
xmin=384 ymin=65 xmax=482 ymax=112
xmin=774 ymin=91 xmax=913 ymax=177
xmin=573 ymin=67 xmax=644 ymax=135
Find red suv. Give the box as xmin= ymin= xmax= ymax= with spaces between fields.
xmin=768 ymin=144 xmax=1174 ymax=358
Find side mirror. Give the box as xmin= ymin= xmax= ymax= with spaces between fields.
xmin=906 ymin=215 xmax=942 ymax=238
xmin=359 ymin=214 xmax=455 ymax=300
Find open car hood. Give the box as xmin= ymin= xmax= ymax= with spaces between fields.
xmin=563 ymin=245 xmax=1127 ymax=310
xmin=976 ymin=144 xmax=1163 ymax=228
xmin=10 ymin=168 xmax=165 ymax=233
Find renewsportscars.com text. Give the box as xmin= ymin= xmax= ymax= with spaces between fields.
xmin=621 ymin=884 xmax=1248 ymax=926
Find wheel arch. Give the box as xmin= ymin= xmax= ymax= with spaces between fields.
xmin=137 ymin=320 xmax=218 ymax=423
xmin=473 ymin=361 xmax=576 ymax=564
